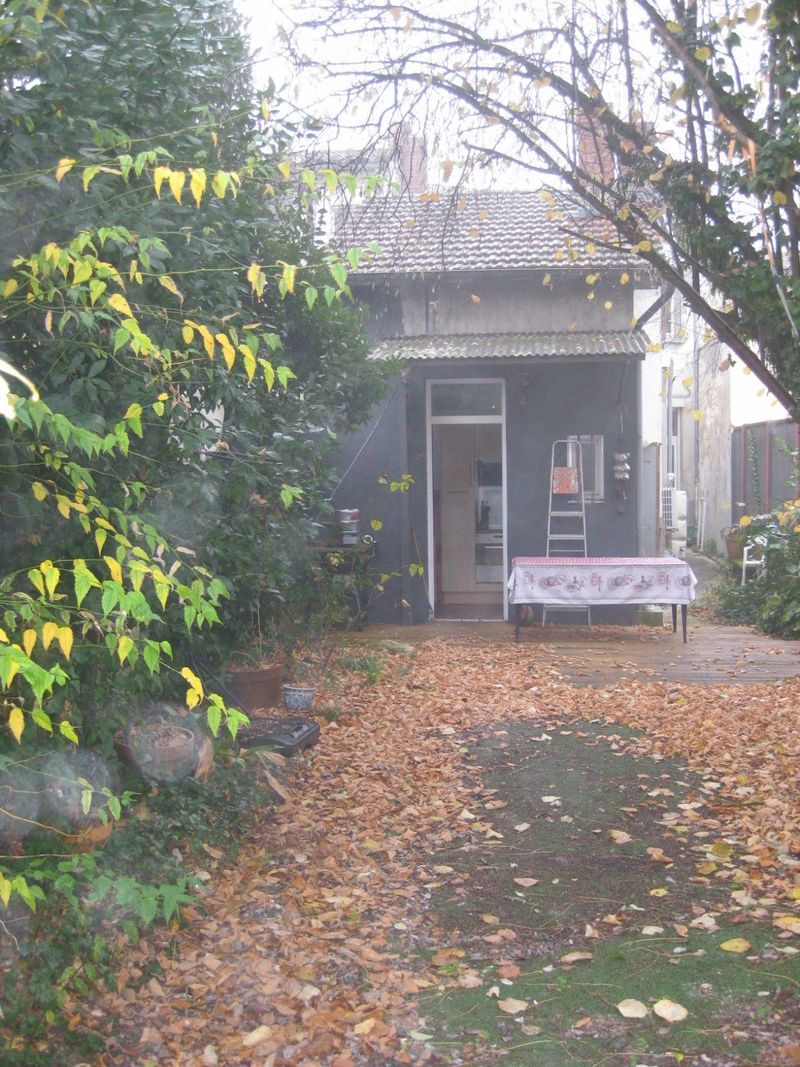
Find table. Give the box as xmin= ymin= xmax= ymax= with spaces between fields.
xmin=507 ymin=556 xmax=698 ymax=642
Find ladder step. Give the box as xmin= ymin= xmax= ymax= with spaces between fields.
xmin=549 ymin=511 xmax=584 ymax=517
xmin=548 ymin=534 xmax=587 ymax=540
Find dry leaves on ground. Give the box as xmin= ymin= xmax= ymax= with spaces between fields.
xmin=79 ymin=633 xmax=800 ymax=1066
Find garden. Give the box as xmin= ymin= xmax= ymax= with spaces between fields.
xmin=0 ymin=0 xmax=391 ymax=1053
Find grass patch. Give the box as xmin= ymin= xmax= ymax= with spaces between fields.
xmin=421 ymin=721 xmax=800 ymax=1065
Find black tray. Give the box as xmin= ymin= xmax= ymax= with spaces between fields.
xmin=238 ymin=715 xmax=320 ymax=755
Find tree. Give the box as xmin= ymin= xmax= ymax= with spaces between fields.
xmin=0 ymin=0 xmax=384 ymax=907
xmin=286 ymin=0 xmax=800 ymax=419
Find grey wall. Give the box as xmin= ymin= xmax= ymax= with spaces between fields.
xmin=333 ymin=356 xmax=642 ymax=624
xmin=353 ymin=269 xmax=633 ymax=340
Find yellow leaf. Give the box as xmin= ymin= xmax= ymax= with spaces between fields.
xmin=4 ymin=278 xmax=20 ymax=297
xmin=277 ymin=159 xmax=291 ymax=181
xmin=153 ymin=165 xmax=171 ymax=198
xmin=159 ymin=275 xmax=183 ymax=301
xmin=241 ymin=348 xmax=256 ymax=382
xmin=117 ymin=635 xmax=133 ymax=664
xmin=694 ymin=46 xmax=711 ymax=61
xmin=42 ymin=621 xmax=59 ymax=649
xmin=0 ymin=874 xmax=11 ymax=906
xmin=720 ymin=938 xmax=750 ymax=953
xmin=692 ymin=409 xmax=702 ymax=421
xmin=216 ymin=333 xmax=236 ymax=370
xmin=189 ymin=167 xmax=206 ymax=208
xmin=774 ymin=190 xmax=788 ymax=206
xmin=650 ymin=887 xmax=669 ymax=897
xmin=609 ymin=829 xmax=632 ymax=844
xmin=481 ymin=913 xmax=500 ymax=924
xmin=180 ymin=666 xmax=204 ymax=697
xmin=108 ymin=292 xmax=134 ymax=319
xmin=744 ymin=3 xmax=761 ymax=24
xmin=0 ymin=628 xmax=8 ymax=643
xmin=281 ymin=262 xmax=297 ymax=294
xmin=168 ymin=169 xmax=186 ymax=204
xmin=57 ymin=626 xmax=74 ymax=659
xmin=104 ymin=555 xmax=123 ymax=585
xmin=653 ymin=998 xmax=687 ymax=1022
xmin=197 ymin=323 xmax=215 ymax=358
xmin=182 ymin=324 xmax=195 ymax=344
xmin=8 ymin=706 xmax=24 ymax=742
xmin=22 ymin=629 xmax=37 ymax=656
xmin=260 ymin=98 xmax=270 ymax=121
xmin=620 ymin=272 xmax=630 ymax=284
xmin=55 ymin=157 xmax=76 ymax=183
xmin=31 ymin=481 xmax=48 ymax=502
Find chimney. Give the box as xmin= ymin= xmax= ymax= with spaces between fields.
xmin=574 ymin=110 xmax=615 ymax=186
xmin=392 ymin=124 xmax=428 ymax=195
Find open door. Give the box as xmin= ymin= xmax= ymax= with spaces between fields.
xmin=430 ymin=421 xmax=504 ymax=620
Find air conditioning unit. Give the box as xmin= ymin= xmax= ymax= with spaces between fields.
xmin=661 ymin=487 xmax=688 ymax=555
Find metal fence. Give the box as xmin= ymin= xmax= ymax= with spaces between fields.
xmin=731 ymin=419 xmax=799 ymax=521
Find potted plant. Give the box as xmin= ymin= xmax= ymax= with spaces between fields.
xmin=225 ymin=602 xmax=288 ymax=713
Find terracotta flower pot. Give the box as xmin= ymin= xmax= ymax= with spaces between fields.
xmin=227 ymin=662 xmax=285 ymax=712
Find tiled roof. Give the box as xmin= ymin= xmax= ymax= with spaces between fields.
xmin=338 ymin=190 xmax=637 ymax=274
xmin=368 ymin=331 xmax=648 ymax=362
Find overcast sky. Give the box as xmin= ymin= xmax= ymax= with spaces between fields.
xmin=236 ymin=0 xmax=789 ymax=428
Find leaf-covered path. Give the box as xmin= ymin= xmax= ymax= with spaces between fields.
xmin=92 ymin=629 xmax=800 ymax=1066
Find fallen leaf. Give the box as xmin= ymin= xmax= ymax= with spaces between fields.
xmin=617 ymin=999 xmax=649 ymax=1019
xmin=353 ymin=1017 xmax=376 ymax=1035
xmin=653 ymin=998 xmax=688 ymax=1022
xmin=646 ymin=846 xmax=673 ymax=864
xmin=481 ymin=913 xmax=500 ymax=925
xmin=560 ymin=951 xmax=592 ymax=964
xmin=496 ymin=963 xmax=521 ymax=979
xmin=513 ymin=877 xmax=540 ymax=888
xmin=497 ymin=998 xmax=529 ymax=1014
xmin=720 ymin=937 xmax=751 ymax=953
xmin=514 ymin=822 xmax=531 ymax=832
xmin=609 ymin=829 xmax=632 ymax=844
xmin=241 ymin=1025 xmax=272 ymax=1048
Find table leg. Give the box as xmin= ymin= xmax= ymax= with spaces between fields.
xmin=514 ymin=603 xmax=520 ymax=642
xmin=671 ymin=604 xmax=677 ymax=633
xmin=681 ymin=605 xmax=687 ymax=643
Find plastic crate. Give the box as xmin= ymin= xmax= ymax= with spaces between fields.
xmin=238 ymin=715 xmax=320 ymax=755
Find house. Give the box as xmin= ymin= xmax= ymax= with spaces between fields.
xmin=330 ymin=187 xmax=669 ymax=624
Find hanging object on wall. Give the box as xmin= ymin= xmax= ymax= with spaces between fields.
xmin=613 ymin=452 xmax=631 ymax=508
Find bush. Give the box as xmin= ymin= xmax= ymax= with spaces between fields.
xmin=711 ymin=500 xmax=800 ymax=637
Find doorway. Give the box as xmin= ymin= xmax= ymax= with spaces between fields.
xmin=427 ymin=380 xmax=506 ymax=620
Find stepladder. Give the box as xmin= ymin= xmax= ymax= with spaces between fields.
xmin=544 ymin=439 xmax=591 ymax=625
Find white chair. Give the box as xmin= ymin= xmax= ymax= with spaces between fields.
xmin=741 ymin=538 xmax=766 ymax=585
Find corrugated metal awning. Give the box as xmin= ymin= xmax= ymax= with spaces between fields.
xmin=369 ymin=331 xmax=649 ymax=362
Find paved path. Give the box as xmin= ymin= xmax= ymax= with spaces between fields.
xmin=359 ymin=552 xmax=800 ymax=686
xmin=362 ymin=619 xmax=799 ymax=685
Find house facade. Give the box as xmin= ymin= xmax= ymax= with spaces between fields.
xmin=332 ymin=190 xmax=664 ymax=623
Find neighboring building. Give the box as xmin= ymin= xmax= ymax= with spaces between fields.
xmin=330 ymin=188 xmax=667 ymax=623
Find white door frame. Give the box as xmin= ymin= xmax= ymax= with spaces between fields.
xmin=426 ymin=378 xmax=508 ymax=620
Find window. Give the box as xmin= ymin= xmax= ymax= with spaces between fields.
xmin=430 ymin=381 xmax=503 ymax=418
xmin=567 ymin=434 xmax=604 ymax=503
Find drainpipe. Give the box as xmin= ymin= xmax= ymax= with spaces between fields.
xmin=397 ymin=371 xmax=413 ymax=625
xmin=692 ymin=323 xmax=701 ymax=535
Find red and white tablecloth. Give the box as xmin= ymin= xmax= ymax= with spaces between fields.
xmin=507 ymin=556 xmax=698 ymax=606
